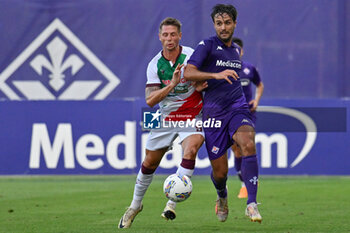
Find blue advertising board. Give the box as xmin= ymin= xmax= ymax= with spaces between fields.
xmin=0 ymin=99 xmax=348 ymax=175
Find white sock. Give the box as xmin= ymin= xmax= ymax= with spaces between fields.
xmin=176 ymin=165 xmax=194 ymax=178
xmin=166 ymin=165 xmax=194 ymax=208
xmin=130 ymin=170 xmax=154 ymax=209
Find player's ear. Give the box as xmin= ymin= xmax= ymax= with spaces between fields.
xmin=179 ymin=32 xmax=182 ymax=40
xmin=233 ymin=20 xmax=237 ymax=29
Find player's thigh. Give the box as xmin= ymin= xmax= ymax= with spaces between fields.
xmin=232 ymin=125 xmax=256 ymax=155
xmin=210 ymin=152 xmax=228 ymax=179
xmin=179 ymin=132 xmax=204 ymax=160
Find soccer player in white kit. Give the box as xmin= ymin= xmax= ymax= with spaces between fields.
xmin=118 ymin=17 xmax=204 ymax=229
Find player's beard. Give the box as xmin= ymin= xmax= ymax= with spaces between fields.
xmin=218 ymin=31 xmax=233 ymax=44
xmin=220 ymin=36 xmax=232 ymax=43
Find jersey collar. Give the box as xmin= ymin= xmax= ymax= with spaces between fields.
xmin=161 ymin=46 xmax=183 ymax=64
xmin=215 ymin=36 xmax=234 ymax=48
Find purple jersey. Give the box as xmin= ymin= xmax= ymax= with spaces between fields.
xmin=188 ymin=36 xmax=248 ymax=115
xmin=239 ymin=61 xmax=261 ymax=105
xmin=188 ymin=36 xmax=254 ymax=159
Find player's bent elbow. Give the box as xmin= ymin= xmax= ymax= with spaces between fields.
xmin=146 ymin=100 xmax=155 ymax=108
xmin=183 ymin=66 xmax=195 ymax=81
xmin=259 ymin=82 xmax=264 ymax=89
xmin=183 ymin=71 xmax=191 ymax=81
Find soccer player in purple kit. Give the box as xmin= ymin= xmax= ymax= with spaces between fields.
xmin=184 ymin=4 xmax=262 ymax=223
xmin=231 ymin=37 xmax=264 ymax=199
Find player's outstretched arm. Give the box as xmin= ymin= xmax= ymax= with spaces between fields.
xmin=184 ymin=64 xmax=238 ymax=84
xmin=145 ymin=64 xmax=183 ymax=108
xmin=184 ymin=64 xmax=214 ymax=81
xmin=249 ymin=81 xmax=264 ymax=112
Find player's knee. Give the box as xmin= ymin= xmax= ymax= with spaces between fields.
xmin=246 ymin=139 xmax=255 ymax=150
xmin=215 ymin=171 xmax=228 ymax=180
xmin=240 ymin=139 xmax=256 ymax=155
xmin=142 ymin=160 xmax=158 ymax=171
xmin=213 ymin=167 xmax=228 ymax=180
xmin=183 ymin=146 xmax=198 ymax=160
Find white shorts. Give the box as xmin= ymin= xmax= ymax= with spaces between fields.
xmin=146 ymin=126 xmax=204 ymax=151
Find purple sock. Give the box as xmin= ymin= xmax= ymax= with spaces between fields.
xmin=234 ymin=157 xmax=243 ymax=182
xmin=241 ymin=155 xmax=259 ymax=204
xmin=210 ymin=172 xmax=227 ymax=198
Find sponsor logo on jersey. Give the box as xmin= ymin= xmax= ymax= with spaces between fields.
xmin=216 ymin=60 xmax=241 ymax=69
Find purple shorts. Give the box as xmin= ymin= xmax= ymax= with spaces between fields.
xmin=204 ymin=109 xmax=255 ymax=160
xmin=247 ymin=104 xmax=257 ymax=124
xmin=250 ymin=110 xmax=257 ymax=124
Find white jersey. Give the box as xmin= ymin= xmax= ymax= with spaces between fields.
xmin=146 ymin=46 xmax=202 ymax=121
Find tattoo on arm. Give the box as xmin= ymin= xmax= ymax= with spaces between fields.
xmin=145 ymin=86 xmax=160 ymax=99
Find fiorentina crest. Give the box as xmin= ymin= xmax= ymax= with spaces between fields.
xmin=0 ymin=18 xmax=120 ymax=100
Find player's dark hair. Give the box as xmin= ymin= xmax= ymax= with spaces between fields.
xmin=211 ymin=4 xmax=237 ymax=22
xmin=159 ymin=17 xmax=182 ymax=33
xmin=233 ymin=37 xmax=243 ymax=48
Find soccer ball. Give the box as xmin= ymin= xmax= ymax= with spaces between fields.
xmin=163 ymin=174 xmax=192 ymax=202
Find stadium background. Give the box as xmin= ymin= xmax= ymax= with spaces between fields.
xmin=0 ymin=0 xmax=349 ymax=175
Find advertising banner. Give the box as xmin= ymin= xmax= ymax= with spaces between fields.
xmin=0 ymin=99 xmax=348 ymax=175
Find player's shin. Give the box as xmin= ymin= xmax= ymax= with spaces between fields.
xmin=234 ymin=156 xmax=244 ymax=183
xmin=210 ymin=171 xmax=227 ymax=198
xmin=130 ymin=164 xmax=155 ymax=210
xmin=241 ymin=154 xmax=259 ymax=204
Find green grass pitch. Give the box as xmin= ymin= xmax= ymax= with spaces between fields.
xmin=1 ymin=175 xmax=350 ymax=233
